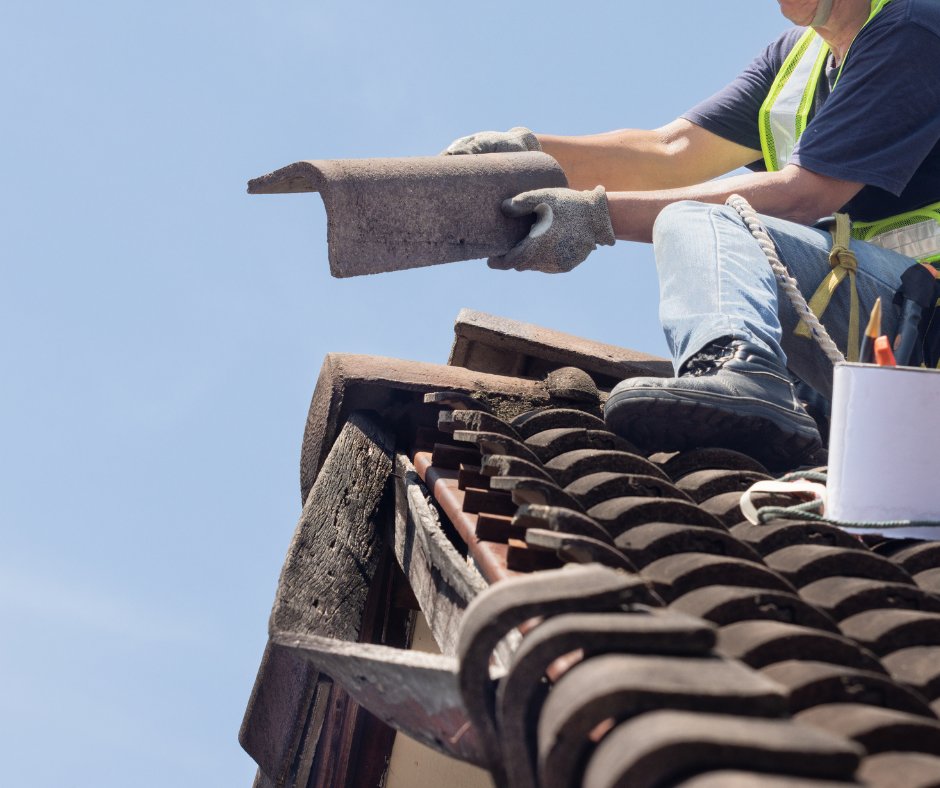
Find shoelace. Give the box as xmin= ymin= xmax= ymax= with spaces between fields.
xmin=681 ymin=342 xmax=733 ymax=377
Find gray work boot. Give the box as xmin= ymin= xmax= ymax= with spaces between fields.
xmin=604 ymin=339 xmax=822 ymax=469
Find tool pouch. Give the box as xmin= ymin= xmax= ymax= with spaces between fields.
xmin=893 ymin=262 xmax=940 ymax=367
xmin=918 ymin=283 xmax=940 ymax=368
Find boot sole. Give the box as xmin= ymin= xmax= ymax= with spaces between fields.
xmin=604 ymin=387 xmax=822 ymax=471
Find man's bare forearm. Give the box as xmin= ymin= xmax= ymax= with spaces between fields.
xmin=537 ymin=129 xmax=683 ymax=191
xmin=535 ymin=120 xmax=763 ymax=192
xmin=607 ymin=166 xmax=863 ymax=243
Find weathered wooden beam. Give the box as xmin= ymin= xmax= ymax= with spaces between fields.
xmin=271 ymin=630 xmax=487 ymax=768
xmin=304 ymin=547 xmax=413 ymax=788
xmin=269 ymin=413 xmax=394 ymax=639
xmin=252 ymin=767 xmax=275 ymax=788
xmin=392 ymin=454 xmax=488 ymax=656
xmin=240 ymin=412 xmax=394 ymax=786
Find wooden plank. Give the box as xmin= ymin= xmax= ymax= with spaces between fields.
xmin=392 ymin=454 xmax=487 ymax=657
xmin=271 ymin=630 xmax=486 ymax=767
xmin=252 ymin=768 xmax=276 ymax=788
xmin=306 ymin=549 xmax=413 ymax=787
xmin=240 ymin=412 xmax=394 ymax=785
xmin=240 ymin=642 xmax=320 ymax=786
xmin=448 ymin=308 xmax=673 ymax=386
xmin=271 ymin=411 xmax=395 ymax=638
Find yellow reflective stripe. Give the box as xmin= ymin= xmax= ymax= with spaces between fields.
xmin=853 ymin=200 xmax=940 ymax=262
xmin=764 ymin=34 xmax=826 ymax=170
xmin=761 ymin=0 xmax=894 ymax=171
xmin=865 ymin=220 xmax=940 ymax=261
xmin=759 ymin=28 xmax=817 ymax=172
xmin=795 ymin=41 xmax=830 ymax=139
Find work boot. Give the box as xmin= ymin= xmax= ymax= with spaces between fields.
xmin=604 ymin=339 xmax=822 ymax=469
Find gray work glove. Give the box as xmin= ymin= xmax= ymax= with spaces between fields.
xmin=488 ymin=186 xmax=616 ymax=274
xmin=442 ymin=126 xmax=541 ymax=155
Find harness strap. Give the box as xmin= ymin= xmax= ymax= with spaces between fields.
xmin=795 ymin=213 xmax=861 ymax=361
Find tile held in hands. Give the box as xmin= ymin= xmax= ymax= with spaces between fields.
xmin=248 ymin=152 xmax=569 ymax=277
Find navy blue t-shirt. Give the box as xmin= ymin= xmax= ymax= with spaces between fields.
xmin=682 ymin=0 xmax=940 ymax=222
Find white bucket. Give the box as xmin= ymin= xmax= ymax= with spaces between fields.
xmin=828 ymin=363 xmax=940 ymax=531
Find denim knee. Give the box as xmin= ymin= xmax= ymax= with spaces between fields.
xmin=652 ymin=200 xmax=712 ymax=249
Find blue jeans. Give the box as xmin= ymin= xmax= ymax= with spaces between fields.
xmin=653 ymin=200 xmax=915 ymax=399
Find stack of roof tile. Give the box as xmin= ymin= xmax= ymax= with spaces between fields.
xmin=417 ymin=385 xmax=940 ymax=786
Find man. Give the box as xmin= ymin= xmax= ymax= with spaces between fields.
xmin=444 ymin=0 xmax=940 ymax=469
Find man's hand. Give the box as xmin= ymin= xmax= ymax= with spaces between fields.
xmin=442 ymin=127 xmax=541 ymax=155
xmin=488 ymin=186 xmax=616 ymax=273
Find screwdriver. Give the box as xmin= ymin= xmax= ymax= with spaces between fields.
xmin=859 ymin=297 xmax=882 ymax=364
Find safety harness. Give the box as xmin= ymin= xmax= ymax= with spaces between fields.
xmin=758 ymin=0 xmax=940 ymax=366
xmin=796 ymin=214 xmax=862 ymax=360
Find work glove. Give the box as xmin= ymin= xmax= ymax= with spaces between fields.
xmin=442 ymin=126 xmax=541 ymax=155
xmin=488 ymin=186 xmax=616 ymax=274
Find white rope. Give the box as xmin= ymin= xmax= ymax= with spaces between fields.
xmin=726 ymin=194 xmax=846 ymax=366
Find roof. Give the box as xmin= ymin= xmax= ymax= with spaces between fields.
xmin=241 ymin=310 xmax=940 ymax=788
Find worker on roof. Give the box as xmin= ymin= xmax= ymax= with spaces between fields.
xmin=444 ymin=0 xmax=940 ymax=469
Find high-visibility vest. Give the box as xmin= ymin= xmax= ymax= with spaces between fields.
xmin=758 ymin=0 xmax=940 ymax=263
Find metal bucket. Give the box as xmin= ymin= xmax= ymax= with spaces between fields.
xmin=828 ymin=362 xmax=940 ymax=528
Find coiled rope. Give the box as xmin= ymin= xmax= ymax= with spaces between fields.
xmin=750 ymin=470 xmax=940 ymax=530
xmin=726 ymin=194 xmax=846 ymax=366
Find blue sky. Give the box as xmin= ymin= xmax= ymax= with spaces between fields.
xmin=4 ymin=2 xmax=793 ymax=784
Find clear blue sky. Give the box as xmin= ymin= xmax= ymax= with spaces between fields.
xmin=3 ymin=2 xmax=792 ymax=784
